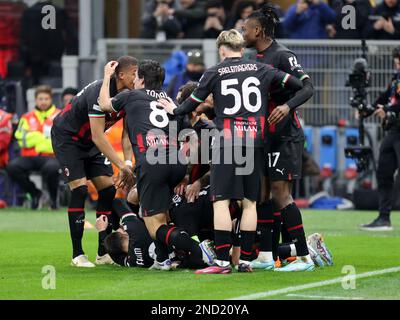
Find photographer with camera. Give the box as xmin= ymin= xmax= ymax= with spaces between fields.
xmin=360 ymin=48 xmax=400 ymax=231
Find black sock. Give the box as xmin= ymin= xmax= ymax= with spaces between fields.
xmin=281 ymin=203 xmax=309 ymax=257
xmin=214 ymin=230 xmax=232 ymax=262
xmin=239 ymin=231 xmax=256 ymax=262
xmin=257 ymin=201 xmax=274 ymax=252
xmin=277 ymin=243 xmax=295 ymax=260
xmin=97 ymin=186 xmax=116 ymax=256
xmin=68 ymin=186 xmax=87 ymax=259
xmin=272 ymin=211 xmax=282 ymax=260
xmin=154 ymin=239 xmax=169 ymax=262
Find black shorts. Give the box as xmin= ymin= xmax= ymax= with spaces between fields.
xmin=51 ymin=130 xmax=113 ymax=183
xmin=265 ymin=137 xmax=304 ymax=182
xmin=210 ymin=147 xmax=264 ymax=202
xmin=136 ymin=161 xmax=187 ymax=217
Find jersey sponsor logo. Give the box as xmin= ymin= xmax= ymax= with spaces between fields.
xmin=134 ymin=248 xmax=144 ymax=266
xmin=218 ymin=64 xmax=258 ymax=76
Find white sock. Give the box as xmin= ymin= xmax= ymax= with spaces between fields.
xmin=257 ymin=251 xmax=273 ymax=262
xmin=299 ymin=255 xmax=313 ymax=264
xmin=290 ymin=244 xmax=297 ymax=257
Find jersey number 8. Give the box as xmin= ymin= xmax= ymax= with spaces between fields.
xmin=149 ymin=101 xmax=169 ymax=128
xmin=222 ymin=77 xmax=262 ymax=115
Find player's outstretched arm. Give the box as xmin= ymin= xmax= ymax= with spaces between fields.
xmin=99 ymin=61 xmax=119 ymax=113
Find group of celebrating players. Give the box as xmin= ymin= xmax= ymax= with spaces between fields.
xmin=51 ymin=5 xmax=333 ymax=273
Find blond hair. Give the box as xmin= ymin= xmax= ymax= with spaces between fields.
xmin=216 ymin=29 xmax=245 ymax=52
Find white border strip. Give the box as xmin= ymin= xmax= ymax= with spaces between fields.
xmin=229 ymin=266 xmax=400 ymax=300
xmin=287 ymin=294 xmax=364 ymax=300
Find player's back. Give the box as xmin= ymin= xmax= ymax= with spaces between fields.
xmin=113 ymin=88 xmax=180 ymax=162
xmin=206 ymin=57 xmax=281 ymax=147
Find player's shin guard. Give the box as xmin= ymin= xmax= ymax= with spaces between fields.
xmin=68 ymin=186 xmax=88 ymax=259
xmin=239 ymin=231 xmax=256 ymax=262
xmin=96 ymin=186 xmax=116 ymax=256
xmin=257 ymin=201 xmax=274 ymax=261
xmin=281 ymin=203 xmax=309 ymax=257
xmin=214 ymin=230 xmax=232 ymax=264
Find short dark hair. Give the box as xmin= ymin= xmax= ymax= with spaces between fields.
xmin=138 ymin=59 xmax=165 ymax=90
xmin=62 ymin=87 xmax=79 ymax=98
xmin=35 ymin=85 xmax=53 ymax=98
xmin=177 ymin=81 xmax=198 ymax=104
xmin=104 ymin=232 xmax=125 ymax=256
xmin=115 ymin=55 xmax=138 ymax=75
xmin=206 ymin=0 xmax=223 ymax=10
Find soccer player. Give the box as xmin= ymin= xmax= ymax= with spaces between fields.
xmin=158 ymin=29 xmax=310 ymax=274
xmin=242 ymin=5 xmax=315 ymax=271
xmin=51 ymin=56 xmax=138 ymax=267
xmin=98 ymin=59 xmax=207 ymax=271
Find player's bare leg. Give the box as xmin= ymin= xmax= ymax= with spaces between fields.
xmin=271 ymin=180 xmax=314 ymax=272
xmin=68 ymin=178 xmax=95 ymax=267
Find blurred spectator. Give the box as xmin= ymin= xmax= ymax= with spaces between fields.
xmin=254 ymin=1 xmax=287 ymax=38
xmin=284 ymin=0 xmax=337 ymax=39
xmin=170 ymin=0 xmax=207 ymax=38
xmin=0 ymin=108 xmax=12 ymax=169
xmin=327 ymin=0 xmax=372 ymax=39
xmin=365 ymin=0 xmax=400 ymax=39
xmin=163 ymin=50 xmax=188 ymax=89
xmin=167 ymin=49 xmax=206 ymax=99
xmin=227 ymin=0 xmax=257 ymax=30
xmin=20 ymin=0 xmax=78 ymax=85
xmin=61 ymin=87 xmax=78 ymax=109
xmin=140 ymin=0 xmax=182 ymax=40
xmin=6 ymin=85 xmax=61 ymax=210
xmin=203 ymin=0 xmax=227 ymax=38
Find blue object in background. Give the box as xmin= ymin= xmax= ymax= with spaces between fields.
xmin=163 ymin=51 xmax=188 ymax=89
xmin=345 ymin=128 xmax=359 ymax=169
xmin=304 ymin=126 xmax=313 ymax=153
xmin=319 ymin=126 xmax=337 ymax=172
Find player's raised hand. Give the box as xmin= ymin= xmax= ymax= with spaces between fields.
xmin=268 ymin=104 xmax=290 ymax=125
xmin=158 ymin=97 xmax=177 ymax=115
xmin=104 ymin=61 xmax=119 ymax=78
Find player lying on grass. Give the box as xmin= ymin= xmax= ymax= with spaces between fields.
xmin=158 ymin=30 xmax=314 ymax=274
xmin=51 ymin=56 xmax=137 ymax=268
xmin=95 ymin=193 xmax=216 ymax=269
xmin=98 ymin=60 xmax=212 ymax=271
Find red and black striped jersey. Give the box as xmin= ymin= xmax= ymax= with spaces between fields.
xmin=52 ymin=78 xmax=124 ymax=145
xmin=251 ymin=40 xmax=309 ymax=139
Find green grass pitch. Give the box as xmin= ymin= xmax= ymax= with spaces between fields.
xmin=1 ymin=208 xmax=399 ymax=300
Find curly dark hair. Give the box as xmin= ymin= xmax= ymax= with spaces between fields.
xmin=247 ymin=4 xmax=279 ymax=39
xmin=138 ymin=59 xmax=166 ymax=90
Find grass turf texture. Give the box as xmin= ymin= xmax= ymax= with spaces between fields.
xmin=0 ymin=209 xmax=399 ymax=300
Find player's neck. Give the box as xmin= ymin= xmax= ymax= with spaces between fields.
xmin=257 ymin=38 xmax=273 ymax=54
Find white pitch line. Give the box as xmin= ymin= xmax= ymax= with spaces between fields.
xmin=286 ymin=294 xmax=364 ymax=300
xmin=229 ymin=266 xmax=400 ymax=300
